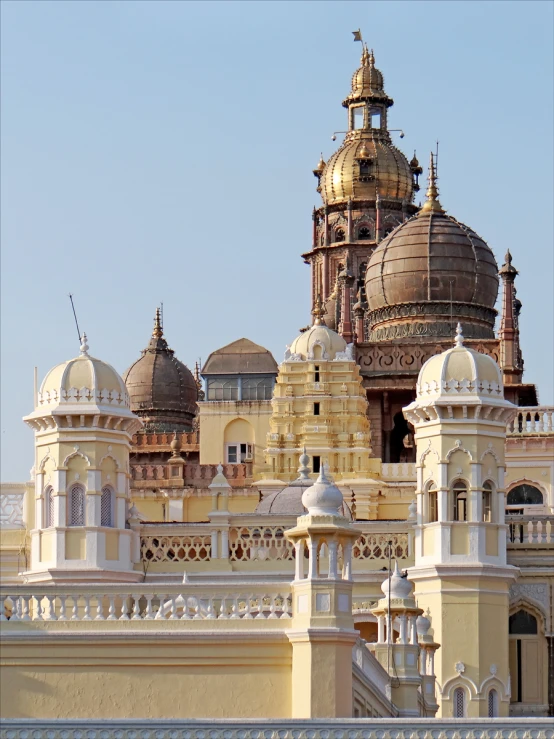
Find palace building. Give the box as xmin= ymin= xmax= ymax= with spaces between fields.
xmin=0 ymin=42 xmax=552 ymax=732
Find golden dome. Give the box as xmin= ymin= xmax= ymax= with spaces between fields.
xmin=319 ymin=135 xmax=413 ymax=205
xmin=345 ymin=48 xmax=390 ymax=105
xmin=38 ymin=335 xmax=130 ymax=410
xmin=313 ymin=154 xmax=326 ymax=177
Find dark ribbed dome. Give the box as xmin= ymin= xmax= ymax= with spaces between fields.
xmin=123 ymin=310 xmax=198 ymax=431
xmin=365 ymin=166 xmax=499 ymax=341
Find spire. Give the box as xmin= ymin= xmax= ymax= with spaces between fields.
xmin=152 ymin=307 xmax=163 ymax=338
xmin=454 ymin=322 xmax=464 ymax=348
xmin=419 ymin=153 xmax=444 ymax=214
xmin=499 ymin=249 xmax=518 ymax=277
xmin=312 ymin=294 xmax=326 ymax=326
xmin=297 ymin=447 xmax=311 ymax=481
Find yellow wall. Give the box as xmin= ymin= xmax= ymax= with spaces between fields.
xmin=1 ymin=638 xmax=291 ymax=719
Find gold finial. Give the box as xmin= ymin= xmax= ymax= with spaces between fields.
xmin=312 ymin=294 xmax=326 ymax=326
xmin=152 ymin=307 xmax=163 ymax=338
xmin=419 ymin=152 xmax=444 ymax=214
xmin=313 ymin=153 xmax=326 ymax=177
xmin=368 ymin=47 xmax=375 ymax=67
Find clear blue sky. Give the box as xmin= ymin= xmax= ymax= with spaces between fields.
xmin=1 ymin=0 xmax=553 ymax=482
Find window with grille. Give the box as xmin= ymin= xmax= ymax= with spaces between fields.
xmin=68 ymin=484 xmax=85 ymax=526
xmin=207 ymin=378 xmax=239 ymax=401
xmin=488 ymin=689 xmax=497 ymax=717
xmin=453 ymin=687 xmax=465 ymax=717
xmin=482 ymin=481 xmax=493 ymax=522
xmin=452 ymin=480 xmax=468 ymax=522
xmin=241 ymin=377 xmax=274 ymax=400
xmin=101 ymin=486 xmax=113 ymax=527
xmin=44 ymin=487 xmax=55 ymax=528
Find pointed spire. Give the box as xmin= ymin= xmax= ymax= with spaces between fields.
xmin=361 ymin=43 xmax=370 ymax=66
xmin=312 ymin=294 xmax=326 ymax=326
xmin=499 ymin=249 xmax=518 ymax=277
xmin=297 ymin=447 xmax=311 ymax=481
xmin=454 ymin=322 xmax=465 ymax=348
xmin=79 ymin=333 xmax=89 ymax=356
xmin=152 ymin=307 xmax=163 ymax=338
xmin=368 ymin=47 xmax=375 ymax=67
xmin=419 ymin=152 xmax=444 ymax=214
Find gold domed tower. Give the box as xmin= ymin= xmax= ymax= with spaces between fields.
xmin=303 ymin=44 xmax=421 ymax=336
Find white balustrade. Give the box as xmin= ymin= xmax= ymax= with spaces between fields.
xmin=228 ymin=526 xmax=295 ymax=562
xmin=0 ymin=585 xmax=292 ymax=623
xmin=380 ymin=463 xmax=416 ymax=480
xmin=353 ymin=532 xmax=409 ymax=561
xmin=506 ymin=517 xmax=553 ymax=544
xmin=507 ymin=406 xmax=554 ymax=435
xmin=141 ymin=534 xmax=212 ymax=562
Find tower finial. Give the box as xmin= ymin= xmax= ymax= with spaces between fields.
xmin=455 ymin=323 xmax=464 ymax=347
xmin=419 ymin=152 xmax=444 ymax=214
xmin=152 ymin=307 xmax=163 ymax=338
xmin=312 ymin=294 xmax=326 ymax=326
xmin=80 ymin=333 xmax=89 ymax=355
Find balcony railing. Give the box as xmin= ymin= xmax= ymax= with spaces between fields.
xmin=507 ymin=407 xmax=554 ymax=436
xmin=0 ymin=583 xmax=292 ymax=623
xmin=131 ymin=462 xmax=252 ymax=487
xmin=506 ymin=516 xmax=554 ymax=544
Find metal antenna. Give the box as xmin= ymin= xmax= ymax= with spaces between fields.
xmin=450 ymin=279 xmax=454 ymax=337
xmin=435 ymin=140 xmax=439 ymax=179
xmin=160 ymin=301 xmax=164 ymax=330
xmin=68 ymin=294 xmax=82 ymax=344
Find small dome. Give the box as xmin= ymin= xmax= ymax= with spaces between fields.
xmin=288 ymin=302 xmax=349 ymax=362
xmin=123 ymin=310 xmax=197 ymax=432
xmin=416 ymin=612 xmax=431 ymax=636
xmin=417 ymin=324 xmax=503 ymax=400
xmin=365 ymin=158 xmax=498 ymax=341
xmin=38 ymin=334 xmax=129 ymax=409
xmin=345 ymin=48 xmax=389 ymax=105
xmin=302 ymin=468 xmax=344 ymax=516
xmin=381 ymin=561 xmax=414 ymax=600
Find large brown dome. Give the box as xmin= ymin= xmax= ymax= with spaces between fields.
xmin=365 ymin=165 xmax=499 ymax=341
xmin=123 ymin=310 xmax=198 ymax=431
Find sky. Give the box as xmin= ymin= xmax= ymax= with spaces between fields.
xmin=1 ymin=0 xmax=553 ymax=482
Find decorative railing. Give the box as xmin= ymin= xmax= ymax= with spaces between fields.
xmin=141 ymin=533 xmax=212 ymax=562
xmin=1 ymin=718 xmax=552 ymax=738
xmin=131 ymin=463 xmax=251 ymax=486
xmin=380 ymin=463 xmax=416 ymax=480
xmin=353 ymin=532 xmax=409 ymax=560
xmin=506 ymin=516 xmax=554 ymax=544
xmin=132 ymin=431 xmax=199 ymax=448
xmin=229 ymin=526 xmax=295 ymax=562
xmin=507 ymin=406 xmax=554 ymax=435
xmin=0 ymin=584 xmax=292 ymax=623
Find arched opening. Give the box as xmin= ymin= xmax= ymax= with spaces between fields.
xmin=312 ymin=344 xmax=323 ymax=360
xmin=509 ymin=608 xmax=546 ymax=710
xmin=488 ymin=688 xmax=498 ymax=717
xmin=101 ymin=486 xmax=114 ymax=527
xmin=68 ymin=484 xmax=85 ymax=526
xmin=389 ymin=412 xmax=413 ymax=463
xmin=453 ymin=686 xmax=466 ymax=717
xmin=43 ymin=486 xmax=54 ymax=528
xmin=482 ymin=481 xmax=493 ymax=522
xmin=334 ymin=228 xmax=345 ymax=243
xmin=452 ymin=480 xmax=468 ymax=522
xmin=507 ymin=484 xmax=543 ymax=506
xmin=224 ymin=418 xmax=254 ymax=464
xmin=358 ymin=226 xmax=371 ymax=240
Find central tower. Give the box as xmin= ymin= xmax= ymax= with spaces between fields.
xmin=303 ymin=46 xmax=421 ymax=327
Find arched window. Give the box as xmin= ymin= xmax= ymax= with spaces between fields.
xmin=427 ymin=482 xmax=438 ymax=523
xmin=100 ymin=486 xmax=114 ymax=527
xmin=507 ymin=484 xmax=543 ymax=506
xmin=334 ymin=228 xmax=345 ymax=243
xmin=453 ymin=687 xmax=466 ymax=717
xmin=452 ymin=480 xmax=467 ymax=522
xmin=68 ymin=484 xmax=85 ymax=526
xmin=358 ymin=226 xmax=371 ymax=240
xmin=488 ymin=689 xmax=498 ymax=717
xmin=44 ymin=486 xmax=55 ymax=528
xmin=482 ymin=481 xmax=493 ymax=522
xmin=509 ymin=609 xmax=537 ymax=635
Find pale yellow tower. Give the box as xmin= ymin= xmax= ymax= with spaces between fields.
xmin=265 ymin=301 xmax=374 ymax=483
xmin=404 ymin=324 xmax=518 ymax=718
xmin=23 ymin=335 xmax=143 ymax=582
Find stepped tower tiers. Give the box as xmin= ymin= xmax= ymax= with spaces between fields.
xmin=123 ymin=308 xmax=198 ymax=432
xmin=23 ymin=336 xmax=143 ymax=582
xmin=264 ymin=299 xmax=377 ymax=496
xmin=404 ymin=325 xmax=518 ymax=717
xmin=303 ymin=46 xmax=422 ymax=326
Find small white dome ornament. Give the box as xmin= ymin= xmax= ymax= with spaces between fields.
xmin=301 ymin=467 xmax=344 ymax=516
xmin=381 ymin=560 xmax=414 ymax=600
xmin=80 ymin=333 xmax=90 ymax=355
xmin=416 ymin=610 xmax=431 ymax=636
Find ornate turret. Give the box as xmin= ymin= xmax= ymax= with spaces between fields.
xmin=302 ymin=41 xmax=419 ymax=334
xmin=123 ymin=309 xmax=198 ymax=432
